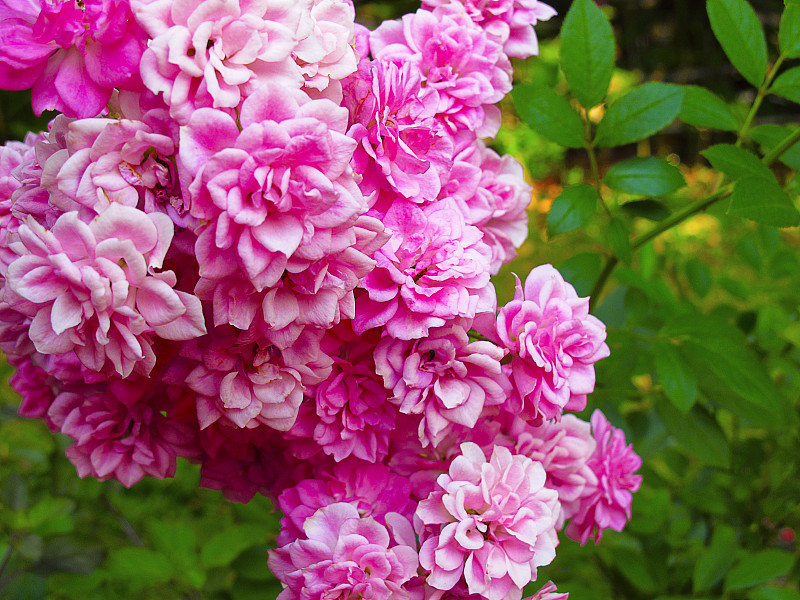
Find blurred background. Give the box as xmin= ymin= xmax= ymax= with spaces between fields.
xmin=1 ymin=1 xmax=798 ymax=599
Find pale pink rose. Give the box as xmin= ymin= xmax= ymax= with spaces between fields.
xmin=447 ymin=141 xmax=532 ymax=273
xmin=50 ymin=109 xmax=186 ymax=221
xmin=354 ymin=200 xmax=495 ymax=340
xmin=416 ymin=442 xmax=560 ymax=600
xmin=132 ymin=0 xmax=304 ymax=122
xmin=47 ymin=376 xmax=197 ymax=487
xmin=565 ymin=410 xmax=642 ymax=544
xmin=180 ymin=83 xmax=365 ymax=294
xmin=345 ymin=58 xmax=453 ymax=202
xmin=0 ymin=0 xmax=147 ymax=118
xmin=513 ymin=415 xmax=598 ymax=528
xmin=268 ymin=502 xmax=419 ymax=600
xmin=294 ymin=0 xmax=359 ymax=97
xmin=0 ymin=135 xmax=40 ymax=269
xmin=7 ymin=116 xmax=78 ymax=230
xmin=375 ymin=325 xmax=509 ymax=447
xmin=486 ymin=265 xmax=609 ymax=424
xmin=371 ymin=5 xmax=512 ymax=136
xmin=184 ymin=325 xmax=331 ymax=433
xmin=277 ymin=459 xmax=414 ymax=545
xmin=288 ymin=337 xmax=397 ymax=462
xmin=421 ymin=0 xmax=556 ymax=59
xmin=5 ymin=205 xmax=205 ymax=377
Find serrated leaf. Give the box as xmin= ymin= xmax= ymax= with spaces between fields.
xmin=707 ymin=0 xmax=768 ymax=87
xmin=728 ymin=176 xmax=800 ymax=227
xmin=547 ymin=184 xmax=596 ymax=236
xmin=608 ymin=217 xmax=632 ymax=264
xmin=621 ymin=199 xmax=671 ymax=221
xmin=657 ymin=401 xmax=731 ymax=468
xmin=749 ymin=124 xmax=800 ymax=170
xmin=604 ymin=157 xmax=686 ymax=196
xmin=725 ymin=551 xmax=796 ymax=591
xmin=559 ymin=0 xmax=615 ymax=109
xmin=200 ymin=525 xmax=268 ymax=569
xmin=702 ymin=144 xmax=775 ymax=181
xmin=680 ymin=85 xmax=739 ymax=131
xmin=770 ymin=65 xmax=800 ymax=104
xmin=693 ymin=525 xmax=738 ymax=592
xmin=595 ymin=83 xmax=685 ymax=147
xmin=512 ymin=85 xmax=585 ymax=148
xmin=654 ymin=342 xmax=697 ymax=412
xmin=780 ymin=1 xmax=800 ymax=58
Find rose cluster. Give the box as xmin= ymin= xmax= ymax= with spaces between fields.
xmin=0 ymin=0 xmax=642 ymax=598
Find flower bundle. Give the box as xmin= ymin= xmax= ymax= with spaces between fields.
xmin=0 ymin=0 xmax=642 ymax=598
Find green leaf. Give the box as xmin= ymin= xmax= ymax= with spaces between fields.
xmin=41 ymin=539 xmax=103 ymax=575
xmin=26 ymin=497 xmax=75 ymax=537
xmin=685 ymin=258 xmax=712 ymax=298
xmin=147 ymin=521 xmax=205 ymax=589
xmin=620 ymin=199 xmax=671 ymax=221
xmin=779 ymin=1 xmax=800 ymax=58
xmin=558 ymin=252 xmax=603 ymax=297
xmin=751 ymin=587 xmax=800 ymax=600
xmin=656 ymin=401 xmax=731 ymax=468
xmin=512 ymin=84 xmax=586 ymax=148
xmin=4 ymin=574 xmax=46 ymax=600
xmin=693 ymin=525 xmax=738 ymax=592
xmin=595 ymin=83 xmax=685 ymax=147
xmin=547 ymin=184 xmax=597 ymax=236
xmin=701 ymin=144 xmax=775 ymax=181
xmin=105 ymin=548 xmax=174 ymax=591
xmin=233 ymin=546 xmax=276 ymax=582
xmin=749 ymin=124 xmax=800 ymax=170
xmin=680 ymin=85 xmax=739 ymax=131
xmin=200 ymin=525 xmax=268 ymax=569
xmin=770 ymin=66 xmax=800 ymax=104
xmin=654 ymin=341 xmax=697 ymax=412
xmin=559 ymin=0 xmax=615 ymax=109
xmin=604 ymin=157 xmax=686 ymax=196
xmin=664 ymin=314 xmax=792 ymax=427
xmin=707 ymin=0 xmax=768 ymax=87
xmin=725 ymin=550 xmax=796 ymax=591
xmin=608 ymin=217 xmax=632 ymax=264
xmin=728 ymin=176 xmax=800 ymax=227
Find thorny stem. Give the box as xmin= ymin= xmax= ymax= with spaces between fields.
xmin=588 ymin=56 xmax=794 ymax=308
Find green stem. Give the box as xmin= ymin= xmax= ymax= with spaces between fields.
xmin=737 ymin=54 xmax=785 ymax=146
xmin=589 ymin=255 xmax=618 ymax=311
xmin=588 ymin=55 xmax=791 ymax=307
xmin=761 ymin=124 xmax=800 ymax=165
xmin=584 ymin=111 xmax=611 ymax=217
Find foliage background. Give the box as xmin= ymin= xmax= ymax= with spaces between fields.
xmin=1 ymin=1 xmax=799 ymax=599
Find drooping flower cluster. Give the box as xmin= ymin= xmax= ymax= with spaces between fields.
xmin=0 ymin=1 xmax=642 ymax=599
